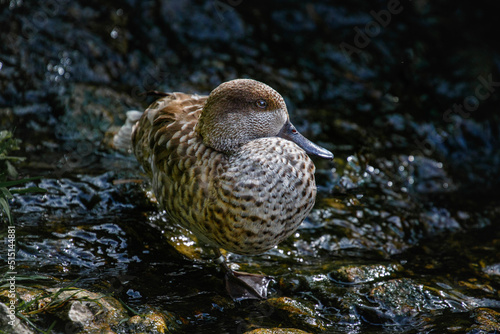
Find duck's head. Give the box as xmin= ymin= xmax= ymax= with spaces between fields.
xmin=197 ymin=79 xmax=333 ymax=160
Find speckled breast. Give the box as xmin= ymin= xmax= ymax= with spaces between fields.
xmin=132 ymin=95 xmax=317 ymax=255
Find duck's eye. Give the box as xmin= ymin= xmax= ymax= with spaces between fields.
xmin=255 ymin=99 xmax=267 ymax=109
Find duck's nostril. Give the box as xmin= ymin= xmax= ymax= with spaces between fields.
xmin=277 ymin=120 xmax=333 ymax=160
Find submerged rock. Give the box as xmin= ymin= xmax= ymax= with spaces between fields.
xmin=330 ymin=263 xmax=403 ymax=284
xmin=468 ymin=308 xmax=500 ymax=333
xmin=127 ymin=307 xmax=181 ymax=334
xmin=263 ymin=297 xmax=327 ymax=332
xmin=369 ymin=278 xmax=468 ymax=323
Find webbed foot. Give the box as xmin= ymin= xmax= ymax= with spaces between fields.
xmin=213 ymin=251 xmax=271 ymax=301
xmin=224 ymin=269 xmax=271 ymax=300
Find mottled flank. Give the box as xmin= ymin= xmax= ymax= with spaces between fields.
xmin=132 ymin=79 xmax=330 ymax=255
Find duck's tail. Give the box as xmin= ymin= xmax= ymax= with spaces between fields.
xmin=113 ymin=110 xmax=143 ymax=153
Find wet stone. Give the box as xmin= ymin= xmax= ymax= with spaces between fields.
xmin=483 ymin=263 xmax=500 ymax=278
xmin=329 ymin=263 xmax=403 ymax=284
xmin=0 ymin=284 xmax=183 ymax=334
xmin=48 ymin=288 xmax=129 ymax=333
xmin=0 ymin=285 xmax=129 ymax=334
xmin=0 ymin=286 xmax=53 ymax=314
xmin=127 ymin=308 xmax=181 ymax=334
xmin=57 ymin=84 xmax=142 ymax=144
xmin=369 ymin=278 xmax=463 ymax=319
xmin=263 ymin=297 xmax=327 ymax=332
xmin=467 ymin=308 xmax=500 ymax=333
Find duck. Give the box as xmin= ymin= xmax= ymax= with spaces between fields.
xmin=116 ymin=78 xmax=333 ymax=299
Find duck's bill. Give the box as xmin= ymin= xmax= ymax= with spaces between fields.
xmin=277 ymin=121 xmax=334 ymax=160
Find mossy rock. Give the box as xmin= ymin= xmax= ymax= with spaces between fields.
xmin=263 ymin=297 xmax=327 ymax=332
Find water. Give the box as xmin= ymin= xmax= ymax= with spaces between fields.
xmin=1 ymin=0 xmax=500 ymax=333
xmin=2 ymin=152 xmax=498 ymax=333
